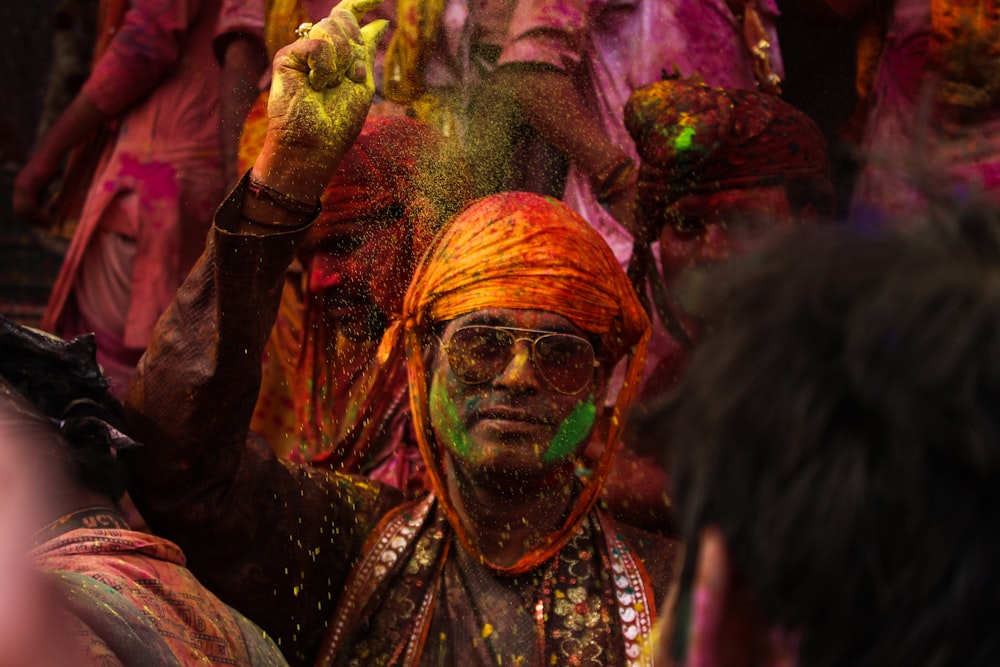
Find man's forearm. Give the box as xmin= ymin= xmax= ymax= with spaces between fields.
xmin=491 ymin=66 xmax=631 ymax=185
xmin=28 ymin=93 xmax=108 ymax=179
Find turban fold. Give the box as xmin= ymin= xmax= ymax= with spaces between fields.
xmin=625 ymin=78 xmax=832 ymax=217
xmin=377 ymin=192 xmax=651 ymax=574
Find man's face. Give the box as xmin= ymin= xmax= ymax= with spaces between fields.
xmin=303 ymin=207 xmax=411 ymax=337
xmin=428 ymin=308 xmax=607 ymax=486
xmin=658 ymin=186 xmax=794 ymax=287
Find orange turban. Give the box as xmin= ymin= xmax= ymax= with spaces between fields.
xmin=377 ymin=192 xmax=651 ymax=574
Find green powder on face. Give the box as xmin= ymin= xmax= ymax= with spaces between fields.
xmin=674 ymin=125 xmax=696 ymax=151
xmin=429 ymin=380 xmax=472 ymax=458
xmin=543 ymin=398 xmax=597 ymax=463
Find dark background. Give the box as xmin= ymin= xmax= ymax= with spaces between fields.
xmin=1 ymin=0 xmax=73 ymax=327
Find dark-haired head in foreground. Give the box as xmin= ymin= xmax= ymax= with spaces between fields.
xmin=644 ymin=205 xmax=1000 ymax=666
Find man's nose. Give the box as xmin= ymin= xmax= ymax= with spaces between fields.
xmin=492 ymin=339 xmax=541 ymax=391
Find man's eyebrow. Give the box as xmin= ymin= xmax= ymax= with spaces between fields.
xmin=458 ymin=314 xmax=582 ymax=335
xmin=458 ymin=313 xmax=506 ymax=327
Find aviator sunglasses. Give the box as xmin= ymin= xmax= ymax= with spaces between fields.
xmin=441 ymin=325 xmax=599 ymax=395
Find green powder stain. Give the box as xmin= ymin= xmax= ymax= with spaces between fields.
xmin=429 ymin=380 xmax=472 ymax=458
xmin=543 ymin=398 xmax=597 ymax=463
xmin=430 ymin=384 xmax=595 ymax=464
xmin=674 ymin=125 xmax=696 ymax=151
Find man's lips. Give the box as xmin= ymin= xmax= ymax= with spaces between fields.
xmin=475 ymin=406 xmax=548 ymax=425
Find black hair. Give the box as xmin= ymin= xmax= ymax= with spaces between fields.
xmin=642 ymin=203 xmax=1000 ymax=666
xmin=0 ymin=316 xmax=132 ymax=501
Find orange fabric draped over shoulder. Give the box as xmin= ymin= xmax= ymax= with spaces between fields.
xmin=377 ymin=192 xmax=651 ymax=575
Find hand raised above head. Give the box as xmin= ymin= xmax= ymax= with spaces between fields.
xmin=256 ymin=0 xmax=388 ymax=195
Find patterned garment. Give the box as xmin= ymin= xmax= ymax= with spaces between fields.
xmin=315 ymin=497 xmax=669 ymax=666
xmin=31 ymin=508 xmax=287 ymax=666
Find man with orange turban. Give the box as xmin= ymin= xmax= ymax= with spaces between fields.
xmin=121 ymin=2 xmax=674 ymax=665
xmin=248 ymin=114 xmax=471 ymax=495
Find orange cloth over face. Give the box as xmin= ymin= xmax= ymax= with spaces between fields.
xmin=250 ymin=114 xmax=471 ymax=481
xmin=293 ymin=116 xmax=468 ymax=470
xmin=377 ymin=192 xmax=651 ymax=575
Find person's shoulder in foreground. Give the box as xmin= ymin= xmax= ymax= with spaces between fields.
xmin=0 ymin=314 xmax=287 ymax=666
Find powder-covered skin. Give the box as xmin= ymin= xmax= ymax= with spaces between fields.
xmin=543 ymin=396 xmax=596 ymax=463
xmin=429 ymin=374 xmax=474 ymax=459
xmin=431 ymin=377 xmax=596 ymax=465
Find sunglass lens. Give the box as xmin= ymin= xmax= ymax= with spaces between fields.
xmin=534 ymin=334 xmax=595 ymax=394
xmin=446 ymin=327 xmax=512 ymax=385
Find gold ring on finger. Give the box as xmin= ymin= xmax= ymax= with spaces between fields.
xmin=295 ymin=22 xmax=314 ymax=39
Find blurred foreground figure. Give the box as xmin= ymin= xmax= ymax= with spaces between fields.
xmin=645 ymin=205 xmax=1000 ymax=666
xmin=123 ymin=2 xmax=675 ymax=664
xmin=0 ymin=316 xmax=286 ymax=666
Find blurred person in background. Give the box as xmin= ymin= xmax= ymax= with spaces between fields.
xmin=624 ymin=77 xmax=834 ymax=397
xmin=13 ymin=0 xmax=267 ymax=397
xmin=795 ymin=0 xmax=1000 ymax=222
xmin=247 ymin=114 xmax=472 ymax=491
xmin=590 ymin=77 xmax=833 ymax=536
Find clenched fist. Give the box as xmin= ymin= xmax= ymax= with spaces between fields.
xmin=252 ymin=0 xmax=387 ymax=200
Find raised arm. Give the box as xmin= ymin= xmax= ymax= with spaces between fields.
xmin=123 ymin=3 xmax=396 ymax=663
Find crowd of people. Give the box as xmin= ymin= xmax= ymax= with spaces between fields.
xmin=3 ymin=0 xmax=1000 ymax=665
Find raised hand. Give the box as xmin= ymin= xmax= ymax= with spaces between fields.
xmin=252 ymin=0 xmax=387 ymax=199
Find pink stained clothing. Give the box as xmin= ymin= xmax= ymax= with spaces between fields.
xmin=42 ymin=0 xmax=265 ymax=395
xmin=849 ymin=0 xmax=1000 ymax=222
xmin=498 ymin=0 xmax=783 ymax=266
xmin=31 ymin=515 xmax=286 ymax=666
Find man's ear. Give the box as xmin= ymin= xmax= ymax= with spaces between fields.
xmin=650 ymin=528 xmax=733 ymax=667
xmin=673 ymin=528 xmax=797 ymax=667
xmin=685 ymin=527 xmax=734 ymax=667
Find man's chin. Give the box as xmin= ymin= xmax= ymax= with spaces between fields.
xmin=452 ymin=439 xmax=567 ymax=485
